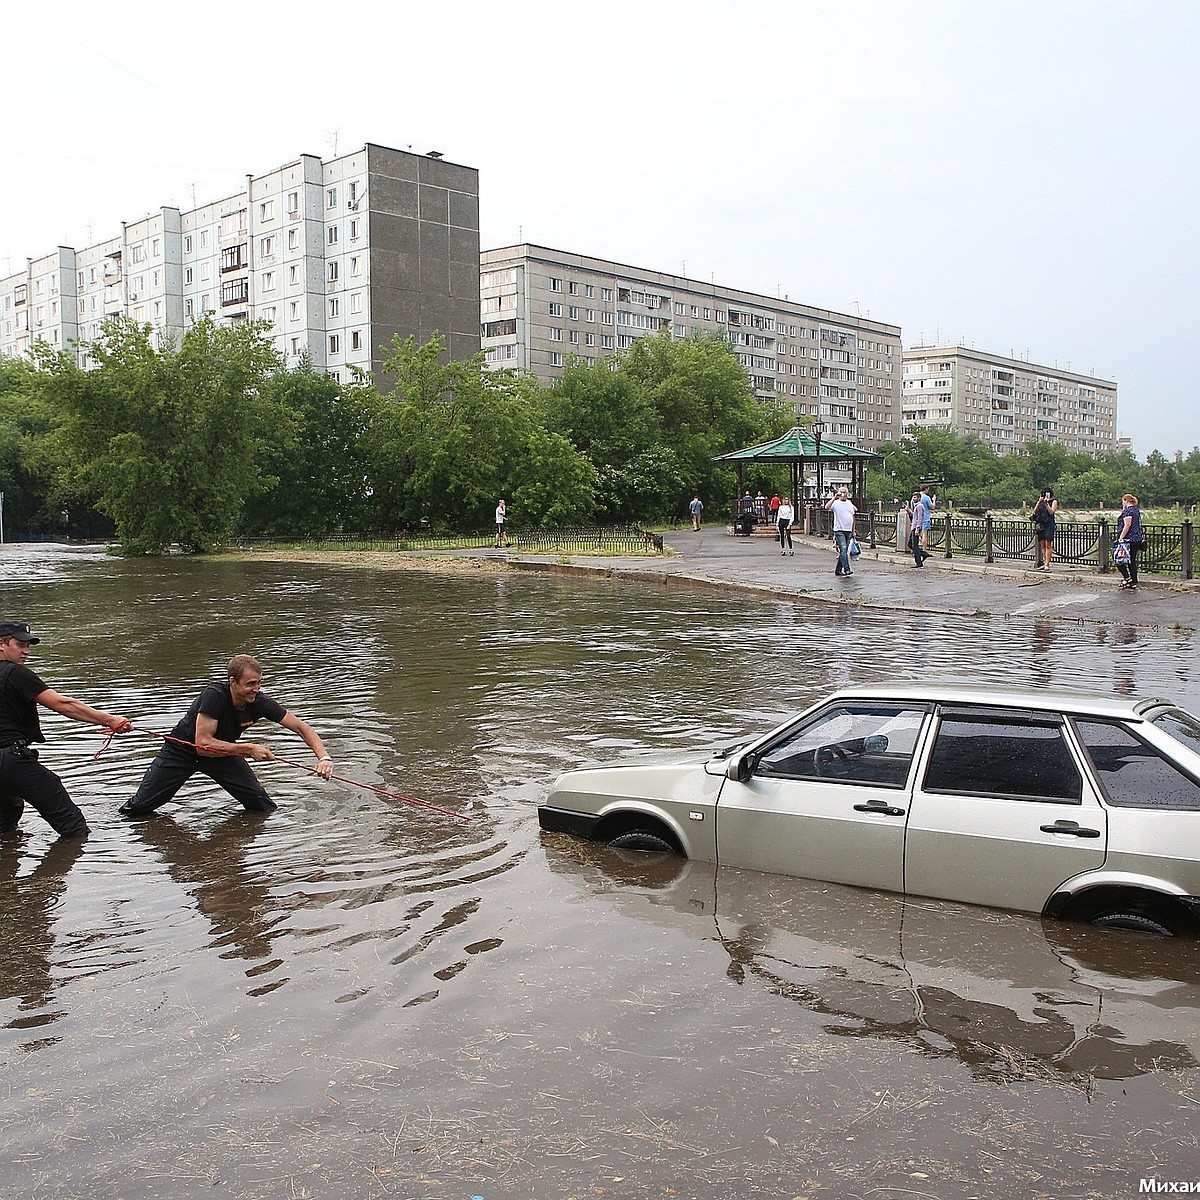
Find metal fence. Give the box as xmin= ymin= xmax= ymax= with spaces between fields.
xmin=799 ymin=506 xmax=1195 ymax=579
xmin=231 ymin=526 xmax=665 ymax=556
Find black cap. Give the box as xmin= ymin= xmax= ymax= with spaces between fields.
xmin=0 ymin=621 xmax=40 ymax=644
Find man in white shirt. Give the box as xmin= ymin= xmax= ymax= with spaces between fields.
xmin=825 ymin=486 xmax=858 ymax=576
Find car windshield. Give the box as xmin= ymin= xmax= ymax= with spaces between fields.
xmin=1150 ymin=707 xmax=1200 ymax=757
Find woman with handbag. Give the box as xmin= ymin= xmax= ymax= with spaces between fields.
xmin=1115 ymin=493 xmax=1143 ymax=590
xmin=1031 ymin=488 xmax=1058 ymax=570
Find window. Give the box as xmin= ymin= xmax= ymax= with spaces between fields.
xmin=1075 ymin=720 xmax=1200 ymax=810
xmin=924 ymin=712 xmax=1082 ymax=802
xmin=328 ymin=261 xmax=339 ymax=282
xmin=601 ymin=287 xmax=613 ymax=302
xmin=351 ymin=330 xmax=362 ymax=351
xmin=350 ymin=219 xmax=359 ymax=241
xmin=548 ymin=302 xmax=563 ymax=317
xmin=585 ymin=332 xmax=595 ymax=346
xmin=569 ymin=330 xmax=579 ymax=345
xmin=549 ymin=351 xmax=564 ymax=366
xmin=262 ymin=272 xmax=275 ymax=291
xmin=328 ymin=226 xmax=339 ymax=245
xmin=260 ymin=200 xmax=275 ymax=222
xmin=287 ymin=191 xmax=300 ymax=216
xmin=569 ymin=281 xmax=579 ymax=295
xmin=329 ymin=297 xmax=339 ymax=317
xmin=329 ymin=334 xmax=340 ymax=353
xmin=350 ymin=256 xmax=361 ymax=276
xmin=260 ymin=236 xmax=274 ymax=257
xmin=327 ymin=188 xmax=338 ymax=208
xmin=549 ymin=328 xmax=563 ymax=341
xmin=289 ymin=301 xmax=300 ymax=320
xmin=549 ymin=277 xmax=563 ymax=292
xmin=288 ymin=229 xmax=299 ymax=250
xmin=585 ymin=284 xmax=594 ymax=298
xmin=289 ymin=265 xmax=299 ymax=285
xmin=184 ymin=236 xmax=193 ymax=254
xmin=350 ymin=292 xmax=363 ymax=313
xmin=568 ymin=306 xmax=579 ymax=320
xmin=756 ymin=706 xmax=926 ymax=787
xmin=184 ymin=268 xmax=193 ymax=285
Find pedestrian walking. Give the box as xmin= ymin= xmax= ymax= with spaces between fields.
xmin=826 ymin=485 xmax=858 ymax=576
xmin=908 ymin=492 xmax=931 ymax=567
xmin=118 ymin=654 xmax=334 ymax=819
xmin=689 ymin=496 xmax=704 ymax=531
xmin=919 ymin=484 xmax=937 ymax=552
xmin=1115 ymin=493 xmax=1143 ymax=590
xmin=776 ymin=497 xmax=795 ymax=555
xmin=1 ymin=621 xmax=132 ymax=839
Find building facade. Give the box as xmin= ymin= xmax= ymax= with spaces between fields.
xmin=902 ymin=345 xmax=1118 ymax=456
xmin=1 ymin=144 xmax=480 ymax=380
xmin=480 ymin=244 xmax=904 ymax=450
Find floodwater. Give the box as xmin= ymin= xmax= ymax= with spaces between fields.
xmin=2 ymin=543 xmax=1199 ymax=1199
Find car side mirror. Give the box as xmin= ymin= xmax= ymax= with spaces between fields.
xmin=864 ymin=734 xmax=889 ymax=754
xmin=727 ymin=754 xmax=754 ymax=783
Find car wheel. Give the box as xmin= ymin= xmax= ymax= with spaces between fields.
xmin=1090 ymin=911 xmax=1174 ymax=936
xmin=608 ymin=830 xmax=676 ymax=854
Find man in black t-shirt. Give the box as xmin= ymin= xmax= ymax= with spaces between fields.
xmin=0 ymin=620 xmax=132 ymax=839
xmin=119 ymin=653 xmax=334 ymax=818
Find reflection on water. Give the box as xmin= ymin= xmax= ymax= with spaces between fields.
xmin=545 ymin=840 xmax=1200 ymax=1086
xmin=2 ymin=544 xmax=1199 ymax=1198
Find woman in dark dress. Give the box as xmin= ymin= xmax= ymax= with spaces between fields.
xmin=1115 ymin=493 xmax=1143 ymax=590
xmin=1031 ymin=488 xmax=1058 ymax=570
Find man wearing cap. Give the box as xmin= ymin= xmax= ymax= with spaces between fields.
xmin=0 ymin=620 xmax=132 ymax=839
xmin=118 ymin=653 xmax=334 ymax=818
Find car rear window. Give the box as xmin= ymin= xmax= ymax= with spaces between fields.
xmin=1150 ymin=707 xmax=1200 ymax=757
xmin=1073 ymin=719 xmax=1200 ymax=810
xmin=923 ymin=715 xmax=1082 ymax=803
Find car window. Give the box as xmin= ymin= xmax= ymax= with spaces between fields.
xmin=1150 ymin=707 xmax=1200 ymax=758
xmin=1073 ymin=719 xmax=1200 ymax=810
xmin=756 ymin=706 xmax=926 ymax=788
xmin=923 ymin=715 xmax=1082 ymax=803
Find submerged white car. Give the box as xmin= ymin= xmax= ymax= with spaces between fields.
xmin=538 ymin=683 xmax=1200 ymax=936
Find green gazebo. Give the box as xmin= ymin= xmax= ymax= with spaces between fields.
xmin=713 ymin=425 xmax=883 ymax=510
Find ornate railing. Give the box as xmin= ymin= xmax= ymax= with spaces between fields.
xmin=796 ymin=506 xmax=1195 ymax=579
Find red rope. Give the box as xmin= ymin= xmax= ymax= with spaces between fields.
xmin=94 ymin=725 xmax=472 ymax=822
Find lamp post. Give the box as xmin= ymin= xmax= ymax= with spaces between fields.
xmin=812 ymin=421 xmax=826 ymax=502
xmin=0 ymin=491 xmax=5 ymax=545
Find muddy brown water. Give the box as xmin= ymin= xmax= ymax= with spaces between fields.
xmin=2 ymin=543 xmax=1199 ymax=1199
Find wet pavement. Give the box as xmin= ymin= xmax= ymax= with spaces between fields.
xmin=494 ymin=525 xmax=1200 ymax=632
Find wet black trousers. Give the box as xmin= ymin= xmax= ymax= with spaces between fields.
xmin=0 ymin=747 xmax=90 ymax=838
xmin=121 ymin=744 xmax=276 ymax=816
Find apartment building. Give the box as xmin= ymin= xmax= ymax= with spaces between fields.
xmin=1 ymin=143 xmax=480 ymax=380
xmin=902 ymin=345 xmax=1118 ymax=456
xmin=480 ymin=245 xmax=903 ymax=450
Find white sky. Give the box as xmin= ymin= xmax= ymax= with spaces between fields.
xmin=4 ymin=0 xmax=1196 ymax=456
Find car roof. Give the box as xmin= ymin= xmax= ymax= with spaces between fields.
xmin=824 ymin=681 xmax=1175 ymax=722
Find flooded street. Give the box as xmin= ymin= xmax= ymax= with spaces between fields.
xmin=2 ymin=544 xmax=1199 ymax=1198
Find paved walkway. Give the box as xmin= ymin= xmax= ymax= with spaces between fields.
xmin=497 ymin=525 xmax=1199 ymax=632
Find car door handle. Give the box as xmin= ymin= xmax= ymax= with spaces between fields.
xmin=1039 ymin=822 xmax=1102 ymax=839
xmin=853 ymin=803 xmax=906 ymax=817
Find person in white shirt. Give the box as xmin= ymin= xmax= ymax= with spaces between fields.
xmin=776 ymin=498 xmax=795 ymax=556
xmin=825 ymin=486 xmax=858 ymax=576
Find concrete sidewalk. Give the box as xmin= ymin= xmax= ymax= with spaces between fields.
xmin=500 ymin=525 xmax=1199 ymax=633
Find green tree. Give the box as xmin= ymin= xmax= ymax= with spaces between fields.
xmin=366 ymin=334 xmax=596 ymax=528
xmin=242 ymin=363 xmax=376 ymax=536
xmin=37 ymin=316 xmax=291 ymax=553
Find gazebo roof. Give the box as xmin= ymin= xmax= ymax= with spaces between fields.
xmin=714 ymin=426 xmax=883 ymax=465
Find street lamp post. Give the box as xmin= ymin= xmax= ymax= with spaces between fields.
xmin=812 ymin=421 xmax=826 ymax=502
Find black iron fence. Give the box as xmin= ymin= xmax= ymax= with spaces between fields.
xmin=798 ymin=506 xmax=1195 ymax=579
xmin=231 ymin=526 xmax=664 ymax=556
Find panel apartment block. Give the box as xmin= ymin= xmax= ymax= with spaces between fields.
xmin=902 ymin=345 xmax=1118 ymax=456
xmin=0 ymin=143 xmax=479 ymax=381
xmin=480 ymin=245 xmax=903 ymax=450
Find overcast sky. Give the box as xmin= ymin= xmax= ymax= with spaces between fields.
xmin=4 ymin=0 xmax=1196 ymax=456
